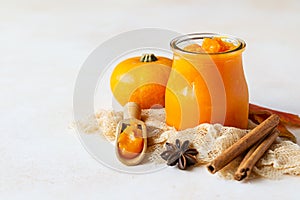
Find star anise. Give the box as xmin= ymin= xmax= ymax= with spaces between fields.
xmin=160 ymin=139 xmax=198 ymax=170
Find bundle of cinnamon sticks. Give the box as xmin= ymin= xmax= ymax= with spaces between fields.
xmin=206 ymin=104 xmax=300 ymax=181
xmin=207 ymin=114 xmax=280 ymax=181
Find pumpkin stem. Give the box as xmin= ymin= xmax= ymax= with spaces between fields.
xmin=140 ymin=54 xmax=158 ymax=62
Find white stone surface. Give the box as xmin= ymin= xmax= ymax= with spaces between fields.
xmin=1 ymin=0 xmax=300 ymax=199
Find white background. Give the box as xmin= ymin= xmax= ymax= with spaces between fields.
xmin=1 ymin=0 xmax=300 ymax=199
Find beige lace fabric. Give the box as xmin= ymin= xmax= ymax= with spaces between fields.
xmin=81 ymin=108 xmax=300 ymax=180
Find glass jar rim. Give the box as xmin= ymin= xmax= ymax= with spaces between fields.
xmin=170 ymin=33 xmax=246 ymax=55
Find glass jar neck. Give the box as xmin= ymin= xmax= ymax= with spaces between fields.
xmin=170 ymin=33 xmax=246 ymax=56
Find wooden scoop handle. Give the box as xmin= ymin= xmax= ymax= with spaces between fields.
xmin=123 ymin=102 xmax=141 ymax=120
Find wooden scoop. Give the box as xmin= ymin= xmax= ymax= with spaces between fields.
xmin=115 ymin=102 xmax=147 ymax=166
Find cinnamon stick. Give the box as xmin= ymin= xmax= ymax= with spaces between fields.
xmin=234 ymin=129 xmax=279 ymax=181
xmin=207 ymin=114 xmax=280 ymax=174
xmin=249 ymin=103 xmax=300 ymax=127
xmin=249 ymin=112 xmax=296 ymax=143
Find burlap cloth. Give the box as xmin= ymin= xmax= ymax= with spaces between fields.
xmin=79 ymin=108 xmax=300 ymax=180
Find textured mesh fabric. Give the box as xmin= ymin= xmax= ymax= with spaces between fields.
xmin=79 ymin=108 xmax=300 ymax=179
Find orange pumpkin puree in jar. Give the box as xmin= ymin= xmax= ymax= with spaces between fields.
xmin=165 ymin=33 xmax=248 ymax=130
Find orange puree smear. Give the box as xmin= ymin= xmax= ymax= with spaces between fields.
xmin=184 ymin=37 xmax=237 ymax=53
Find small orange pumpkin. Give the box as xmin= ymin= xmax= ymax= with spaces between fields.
xmin=110 ymin=54 xmax=172 ymax=109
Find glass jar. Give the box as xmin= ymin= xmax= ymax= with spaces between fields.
xmin=165 ymin=33 xmax=248 ymax=130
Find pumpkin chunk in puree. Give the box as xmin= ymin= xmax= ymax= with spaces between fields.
xmin=184 ymin=37 xmax=237 ymax=53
